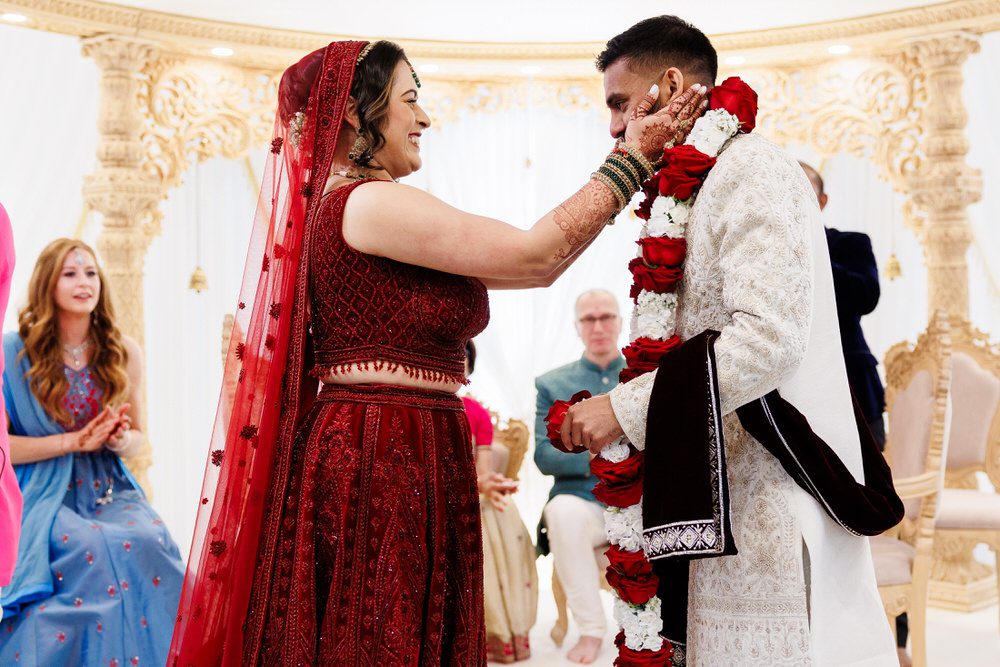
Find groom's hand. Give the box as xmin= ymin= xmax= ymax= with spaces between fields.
xmin=560 ymin=394 xmax=625 ymax=455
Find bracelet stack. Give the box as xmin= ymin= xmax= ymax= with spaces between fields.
xmin=592 ymin=142 xmax=656 ymax=213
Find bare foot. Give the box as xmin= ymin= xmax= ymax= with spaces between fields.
xmin=896 ymin=647 xmax=912 ymax=667
xmin=567 ymin=635 xmax=602 ymax=664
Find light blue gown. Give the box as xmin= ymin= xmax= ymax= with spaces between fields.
xmin=1 ymin=333 xmax=183 ymax=666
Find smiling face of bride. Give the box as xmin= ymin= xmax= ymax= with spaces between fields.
xmin=346 ymin=41 xmax=431 ymax=180
xmin=366 ymin=60 xmax=431 ymax=179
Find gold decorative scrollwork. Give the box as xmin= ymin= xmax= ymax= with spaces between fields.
xmin=138 ymin=57 xmax=279 ymax=190
xmin=418 ymin=77 xmax=605 ymax=126
xmin=738 ymin=53 xmax=925 ymax=220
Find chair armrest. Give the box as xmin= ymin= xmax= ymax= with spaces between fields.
xmin=893 ymin=471 xmax=938 ymax=501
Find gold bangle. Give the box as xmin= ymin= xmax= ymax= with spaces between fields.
xmin=592 ymin=171 xmax=628 ymax=210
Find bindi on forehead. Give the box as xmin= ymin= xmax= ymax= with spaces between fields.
xmin=63 ymin=250 xmax=96 ymax=270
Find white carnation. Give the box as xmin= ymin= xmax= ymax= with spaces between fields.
xmin=645 ymin=197 xmax=688 ymax=238
xmin=599 ymin=438 xmax=632 ymax=463
xmin=614 ymin=596 xmax=666 ymax=652
xmin=685 ymin=109 xmax=739 ymax=157
xmin=629 ymin=309 xmax=640 ymax=343
xmin=649 ymin=195 xmax=678 ymax=219
xmin=605 ymin=503 xmax=644 ymax=551
xmin=635 ymin=291 xmax=677 ymax=341
xmin=669 ymin=203 xmax=689 ymax=226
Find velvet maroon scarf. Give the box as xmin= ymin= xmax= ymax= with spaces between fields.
xmin=642 ymin=330 xmax=903 ymax=652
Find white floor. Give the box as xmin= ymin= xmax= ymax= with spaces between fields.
xmin=505 ymin=557 xmax=1000 ymax=666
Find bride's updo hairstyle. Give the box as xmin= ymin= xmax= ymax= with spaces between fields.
xmin=278 ymin=40 xmax=411 ymax=167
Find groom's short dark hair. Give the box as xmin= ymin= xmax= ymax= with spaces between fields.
xmin=597 ymin=16 xmax=718 ymax=84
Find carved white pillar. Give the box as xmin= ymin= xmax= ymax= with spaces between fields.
xmin=906 ymin=32 xmax=983 ymax=320
xmin=81 ymin=35 xmax=164 ymax=494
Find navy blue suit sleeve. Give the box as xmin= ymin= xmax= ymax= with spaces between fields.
xmin=829 ymin=232 xmax=880 ymax=316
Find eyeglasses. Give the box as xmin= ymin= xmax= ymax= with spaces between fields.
xmin=577 ymin=314 xmax=620 ymax=328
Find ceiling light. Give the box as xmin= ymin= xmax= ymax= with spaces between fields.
xmin=419 ymin=64 xmax=440 ymax=74
xmin=1 ymin=13 xmax=29 ymax=23
xmin=724 ymin=55 xmax=747 ymax=66
xmin=210 ymin=46 xmax=234 ymax=58
xmin=520 ymin=65 xmax=542 ymax=75
xmin=827 ymin=44 xmax=851 ymax=55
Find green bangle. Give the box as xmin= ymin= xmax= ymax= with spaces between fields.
xmin=597 ymin=166 xmax=631 ymax=203
xmin=607 ymin=154 xmax=643 ymax=190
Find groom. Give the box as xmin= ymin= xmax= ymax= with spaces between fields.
xmin=561 ymin=16 xmax=898 ymax=666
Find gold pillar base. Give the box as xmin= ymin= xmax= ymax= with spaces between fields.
xmin=929 ymin=573 xmax=998 ymax=611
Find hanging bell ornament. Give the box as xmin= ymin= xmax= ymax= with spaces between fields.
xmin=884 ymin=253 xmax=902 ymax=281
xmin=189 ymin=265 xmax=208 ymax=293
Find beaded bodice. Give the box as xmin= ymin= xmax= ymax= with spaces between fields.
xmin=309 ymin=180 xmax=490 ymax=384
xmin=63 ymin=365 xmax=103 ymax=431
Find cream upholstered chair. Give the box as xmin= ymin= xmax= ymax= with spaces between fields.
xmin=880 ymin=311 xmax=952 ymax=667
xmin=489 ymin=411 xmax=530 ymax=482
xmin=931 ymin=317 xmax=1000 ymax=622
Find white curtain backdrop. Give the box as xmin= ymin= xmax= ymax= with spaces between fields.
xmin=2 ymin=22 xmax=999 ymax=554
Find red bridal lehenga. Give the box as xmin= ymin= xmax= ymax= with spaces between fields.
xmin=168 ymin=41 xmax=489 ymax=666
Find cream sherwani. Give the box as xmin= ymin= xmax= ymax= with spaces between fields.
xmin=609 ymin=133 xmax=897 ymax=666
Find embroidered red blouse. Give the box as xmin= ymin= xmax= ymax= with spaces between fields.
xmin=309 ymin=180 xmax=490 ymax=384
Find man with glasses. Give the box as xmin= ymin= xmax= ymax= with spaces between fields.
xmin=533 ymin=289 xmax=623 ymax=663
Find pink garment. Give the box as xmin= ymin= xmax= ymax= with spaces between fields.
xmin=462 ymin=396 xmax=494 ymax=447
xmin=0 ymin=203 xmax=23 ymax=587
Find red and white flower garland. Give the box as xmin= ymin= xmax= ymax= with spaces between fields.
xmin=547 ymin=77 xmax=758 ymax=667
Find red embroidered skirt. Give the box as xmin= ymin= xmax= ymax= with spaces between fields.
xmin=253 ymin=384 xmax=486 ymax=666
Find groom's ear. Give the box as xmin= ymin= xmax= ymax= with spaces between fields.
xmin=661 ymin=67 xmax=685 ymax=102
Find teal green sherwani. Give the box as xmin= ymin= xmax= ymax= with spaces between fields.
xmin=533 ymin=354 xmax=624 ymax=554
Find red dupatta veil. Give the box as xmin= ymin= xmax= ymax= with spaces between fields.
xmin=169 ymin=40 xmax=366 ymax=666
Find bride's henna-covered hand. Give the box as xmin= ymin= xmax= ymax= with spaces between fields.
xmin=624 ymin=84 xmax=709 ymax=161
xmin=551 ymin=180 xmax=619 ymax=259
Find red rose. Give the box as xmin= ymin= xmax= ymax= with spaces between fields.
xmin=544 ymin=390 xmax=592 ymax=454
xmin=653 ymin=145 xmax=716 ymax=201
xmin=622 ymin=336 xmax=682 ymax=376
xmin=710 ymin=76 xmax=758 ymax=133
xmin=637 ymin=237 xmax=687 ymax=268
xmin=591 ymin=446 xmax=644 ymax=508
xmin=613 ymin=633 xmax=673 ymax=667
xmin=629 ymin=258 xmax=683 ymax=300
xmin=634 ymin=188 xmax=656 ymax=221
xmin=605 ymin=544 xmax=659 ymax=605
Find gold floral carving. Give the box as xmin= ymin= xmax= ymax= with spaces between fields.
xmin=906 ymin=33 xmax=983 ymax=319
xmin=80 ymin=34 xmax=164 ymax=494
xmin=138 ymin=57 xmax=280 ymax=189
xmin=418 ymin=77 xmax=605 ymax=125
xmin=738 ymin=52 xmax=925 ymax=202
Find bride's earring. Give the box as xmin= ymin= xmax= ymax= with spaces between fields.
xmin=348 ymin=132 xmax=370 ymax=165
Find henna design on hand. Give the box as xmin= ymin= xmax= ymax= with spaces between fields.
xmin=625 ymin=85 xmax=708 ymax=160
xmin=551 ymin=180 xmax=618 ymax=259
